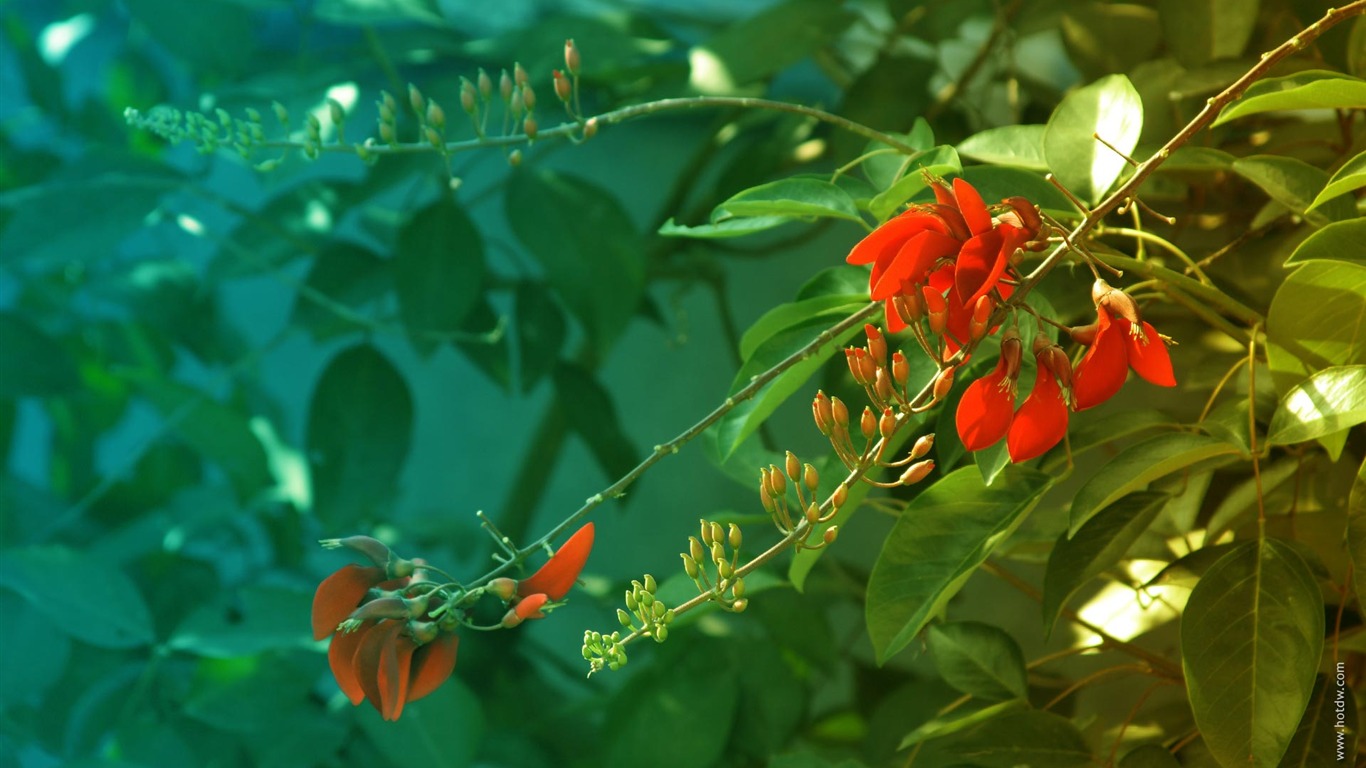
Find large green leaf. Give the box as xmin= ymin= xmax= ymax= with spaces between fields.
xmin=1182 ymin=538 xmax=1323 ymax=768
xmin=738 ymin=293 xmax=868 ymax=361
xmin=1157 ymin=0 xmax=1258 ymax=68
xmin=553 ymin=362 xmax=638 ymax=484
xmin=1120 ymin=744 xmax=1182 ymax=768
xmin=1266 ymin=262 xmax=1366 ymax=395
xmin=1069 ymin=433 xmax=1240 ymax=534
xmin=169 ymin=585 xmax=314 ymax=658
xmin=1279 ymin=675 xmax=1359 ymax=767
xmin=1267 ymin=365 xmax=1366 ymax=445
xmin=357 ymin=677 xmax=484 ymax=768
xmin=1061 ymin=3 xmax=1162 ymax=80
xmin=290 ymin=244 xmax=392 ymax=341
xmin=1309 ymin=150 xmax=1366 ymax=211
xmin=0 ymin=314 xmax=78 ymax=398
xmin=306 ymin=343 xmax=413 ymax=528
xmin=658 ymin=215 xmax=794 ymax=239
xmin=607 ymin=639 xmax=740 ymax=768
xmin=717 ymin=177 xmax=862 ymax=224
xmin=1282 ymin=218 xmax=1366 ymax=268
xmin=1044 ymin=74 xmax=1143 ymax=204
xmin=1043 ymin=491 xmax=1167 ymax=635
xmin=1232 ymin=156 xmax=1354 ymax=227
xmin=506 ymin=168 xmax=644 ymax=353
xmin=394 ymin=199 xmax=486 ymax=354
xmin=0 ymin=546 xmax=155 ymax=648
xmin=866 ymin=467 xmax=1052 ymax=663
xmin=927 ymin=621 xmax=1028 ymax=701
xmin=912 ymin=708 xmax=1093 ymax=768
xmin=1214 ymin=70 xmax=1366 ymax=126
xmin=867 ymin=145 xmax=962 ymax=222
xmin=131 ymin=376 xmax=273 ymax=500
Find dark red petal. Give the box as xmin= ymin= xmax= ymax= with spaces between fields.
xmin=955 ymin=361 xmax=1016 ymax=451
xmin=327 ymin=623 xmax=371 ymax=705
xmin=1072 ymin=308 xmax=1128 ymax=410
xmin=312 ymin=565 xmax=384 ymax=640
xmin=952 ymin=178 xmax=993 ymax=236
xmin=378 ymin=634 xmax=416 ymax=721
xmin=1126 ymin=322 xmax=1176 ymax=387
xmin=518 ymin=523 xmax=595 ymax=600
xmin=354 ymin=620 xmax=402 ymax=716
xmin=1007 ymin=365 xmax=1069 ymax=463
xmin=870 ymin=230 xmax=962 ymax=299
xmin=408 ymin=634 xmax=459 ymax=704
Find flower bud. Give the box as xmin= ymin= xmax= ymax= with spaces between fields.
xmin=425 ymin=125 xmax=443 ymax=148
xmin=874 ymin=368 xmax=893 ymax=403
xmin=785 ymin=451 xmax=801 ymax=483
xmin=832 ymin=396 xmax=849 ymax=428
xmin=320 ymin=535 xmax=391 ymax=568
xmin=654 ymin=625 xmax=669 ymax=643
xmin=565 ymin=38 xmax=581 ymax=76
xmin=523 ymin=115 xmax=538 ymax=139
xmin=709 ymin=521 xmax=724 ymax=546
xmin=865 ymin=324 xmax=887 ymax=368
xmin=553 ymin=69 xmax=572 ymax=102
xmin=345 ymin=597 xmax=411 ymax=625
xmin=728 ymin=524 xmax=742 ymax=550
xmin=758 ymin=469 xmax=776 ymax=513
xmin=701 ymin=520 xmax=714 ymax=545
xmin=893 ymin=292 xmax=923 ymax=327
xmin=689 ymin=535 xmax=704 ymax=562
xmin=508 ymin=149 xmax=522 ymax=167
xmin=1000 ymin=330 xmax=1023 ymax=380
xmin=769 ymin=466 xmax=787 ymax=497
xmin=379 ymin=121 xmax=396 ymax=144
xmin=583 ymin=117 xmax=598 ymax=140
xmin=617 ymin=608 xmax=633 ymax=627
xmin=933 ymin=366 xmax=956 ymax=401
xmin=643 ymin=573 xmax=657 ymax=594
xmin=891 ymin=351 xmax=909 ymax=389
xmin=1069 ymin=323 xmax=1098 ymax=345
xmin=832 ymin=483 xmax=848 ymax=509
xmin=968 ymin=295 xmax=993 ymax=342
xmin=460 ymin=79 xmax=477 ymax=114
xmin=732 ymin=598 xmax=748 ymax=613
xmin=1036 ymin=340 xmax=1074 ymax=392
xmin=910 ymin=433 xmax=935 ymax=459
xmin=899 ymin=459 xmax=935 ymax=485
xmin=521 ymin=83 xmax=537 ymax=111
xmin=271 ymin=100 xmax=289 ymax=126
xmin=625 ymin=588 xmax=637 ymax=612
xmin=860 ymin=406 xmax=877 ymax=441
xmin=408 ymin=83 xmax=425 ymax=116
xmin=858 ymin=349 xmax=878 ymax=385
xmin=803 ymin=463 xmax=819 ymax=493
xmin=486 ymin=577 xmax=518 ymax=601
xmin=499 ymin=69 xmax=513 ymax=102
xmin=426 ymin=100 xmax=446 ymax=131
xmin=514 ymin=62 xmax=529 ymax=86
xmin=813 ymin=391 xmax=834 ymax=435
xmin=823 ymin=526 xmax=839 ymax=545
xmin=732 ymin=578 xmax=746 ymax=599
xmin=409 ymin=620 xmax=440 ymax=645
xmin=846 ymin=348 xmax=867 ymax=385
xmin=681 ymin=553 xmax=700 ymax=579
xmin=805 ymin=502 xmax=820 ymax=525
xmin=711 ymin=540 xmax=726 ymax=565
xmin=327 ymin=98 xmax=345 ymax=129
xmin=923 ymin=286 xmax=948 ymax=335
xmin=879 ymin=407 xmax=897 ymax=439
xmin=1092 ymin=279 xmax=1142 ymax=324
xmin=477 ymin=68 xmax=493 ymax=99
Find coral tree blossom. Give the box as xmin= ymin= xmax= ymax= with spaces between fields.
xmin=845 ymin=176 xmax=1044 ymax=351
xmin=1071 ymin=279 xmax=1176 ymax=410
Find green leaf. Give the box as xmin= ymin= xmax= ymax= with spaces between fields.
xmin=210 ymin=181 xmax=342 ymax=279
xmin=169 ymin=585 xmax=314 ymax=658
xmin=1283 ymin=218 xmax=1366 ymax=268
xmin=1233 ymin=155 xmax=1354 ymax=227
xmin=0 ymin=314 xmax=78 ymax=398
xmin=867 ymin=145 xmax=963 ymax=222
xmin=394 ymin=200 xmax=486 ymax=353
xmin=927 ymin=621 xmax=1028 ymax=701
xmin=1266 ymin=262 xmax=1366 ymax=395
xmin=0 ymin=546 xmax=154 ymax=648
xmin=1158 ymin=146 xmax=1237 ymax=173
xmin=306 ymin=344 xmax=413 ymax=528
xmin=1279 ymin=675 xmax=1359 ymax=767
xmin=1061 ymin=3 xmax=1162 ymax=80
xmin=690 ymin=0 xmax=854 ymax=90
xmin=1182 ymin=538 xmax=1323 ymax=768
xmin=357 ymin=677 xmax=484 ymax=768
xmin=131 ymin=376 xmax=273 ymax=500
xmin=1267 ymin=365 xmax=1366 ymax=445
xmin=290 ymin=244 xmax=392 ymax=341
xmin=958 ymin=165 xmax=1083 ymax=218
xmin=122 ymin=0 xmax=254 ymax=75
xmin=958 ymin=125 xmax=1048 ymax=171
xmin=607 ymin=639 xmax=740 ymax=768
xmin=1214 ymin=70 xmax=1366 ymax=126
xmin=913 ymin=709 xmax=1094 ymax=768
xmin=657 ymin=215 xmax=793 ymax=239
xmin=184 ymin=654 xmax=315 ymax=733
xmin=1040 ymin=408 xmax=1172 ymax=473
xmin=514 ymin=282 xmax=566 ymax=392
xmin=862 ymin=120 xmax=936 ymax=190
xmin=739 ymin=294 xmax=868 ymax=361
xmin=0 ymin=590 xmax=70 ymax=707
xmin=1043 ymin=491 xmax=1168 ymax=635
xmin=899 ymin=699 xmax=1028 ymax=750
xmin=1157 ymin=0 xmax=1258 ymax=68
xmin=866 ymin=467 xmax=1052 ymax=663
xmin=1120 ymin=744 xmax=1182 ymax=768
xmin=553 ymin=362 xmax=638 ymax=484
xmin=1352 ymin=458 xmax=1366 ymax=624
xmin=713 ymin=307 xmax=868 ymax=459
xmin=718 ymin=177 xmax=862 ymax=224
xmin=1309 ymin=150 xmax=1366 ymax=211
xmin=507 ymin=168 xmax=644 ymax=352
xmin=1044 ymin=74 xmax=1143 ymax=205
xmin=1069 ymin=433 xmax=1241 ymax=534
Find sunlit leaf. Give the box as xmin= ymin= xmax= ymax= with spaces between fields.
xmin=718 ymin=177 xmax=862 ymax=224
xmin=1214 ymin=70 xmax=1366 ymax=126
xmin=658 ymin=215 xmax=794 ymax=239
xmin=1044 ymin=74 xmax=1143 ymax=204
xmin=927 ymin=621 xmax=1028 ymax=701
xmin=867 ymin=145 xmax=962 ymax=221
xmin=1282 ymin=218 xmax=1366 ymax=268
xmin=0 ymin=546 xmax=154 ymax=648
xmin=1308 ymin=150 xmax=1366 ymax=211
xmin=866 ymin=467 xmax=1052 ymax=663
xmin=1267 ymin=365 xmax=1366 ymax=445
xmin=1069 ymin=433 xmax=1240 ymax=534
xmin=1043 ymin=491 xmax=1167 ymax=635
xmin=1157 ymin=0 xmax=1258 ymax=68
xmin=1182 ymin=538 xmax=1323 ymax=768
xmin=1266 ymin=262 xmax=1366 ymax=395
xmin=306 ymin=343 xmax=412 ymax=528
xmin=690 ymin=0 xmax=854 ymax=90
xmin=958 ymin=125 xmax=1047 ymax=171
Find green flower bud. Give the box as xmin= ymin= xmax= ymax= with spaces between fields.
xmin=643 ymin=574 xmax=657 ymax=594
xmin=617 ymin=609 xmax=633 ymax=628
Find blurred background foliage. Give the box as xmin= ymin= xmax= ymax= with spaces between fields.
xmin=1 ymin=0 xmax=1363 ymax=766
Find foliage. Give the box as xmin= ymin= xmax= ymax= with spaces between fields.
xmin=2 ymin=0 xmax=1366 ymax=767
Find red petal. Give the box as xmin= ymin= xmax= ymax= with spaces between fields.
xmin=870 ymin=230 xmax=962 ymax=299
xmin=952 ymin=178 xmax=992 ymax=236
xmin=847 ymin=210 xmax=946 ymax=268
xmin=955 ymin=360 xmax=1016 ymax=451
xmin=943 ymin=284 xmax=973 ymax=352
xmin=327 ymin=623 xmax=370 ymax=704
xmin=1007 ymin=365 xmax=1069 ymax=463
xmin=380 ymin=635 xmax=416 ymax=721
xmin=516 ymin=593 xmax=550 ymax=620
xmin=883 ymin=299 xmax=907 ymax=333
xmin=1125 ymin=322 xmax=1176 ymax=387
xmin=312 ymin=565 xmax=384 ymax=640
xmin=354 ymin=620 xmax=401 ymax=716
xmin=408 ymin=634 xmax=459 ymax=704
xmin=1072 ymin=308 xmax=1128 ymax=410
xmin=953 ymin=229 xmax=1004 ymax=308
xmin=518 ymin=523 xmax=595 ymax=600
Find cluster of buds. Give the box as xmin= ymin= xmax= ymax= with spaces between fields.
xmin=681 ymin=520 xmax=749 ymax=612
xmin=616 ymin=573 xmax=676 ymax=643
xmin=758 ymin=450 xmax=844 ymax=549
xmin=582 ymin=629 xmax=627 ymax=676
xmin=124 ymin=104 xmax=271 ymax=163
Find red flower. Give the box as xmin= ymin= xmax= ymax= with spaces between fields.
xmin=312 ymin=564 xmax=387 ymax=641
xmin=518 ymin=522 xmax=595 ymax=601
xmin=848 ymin=177 xmax=1038 ymax=340
xmin=1006 ymin=341 xmax=1072 ymax=463
xmin=1072 ymin=305 xmax=1175 ymax=411
xmin=955 ymin=332 xmax=1022 ymax=451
